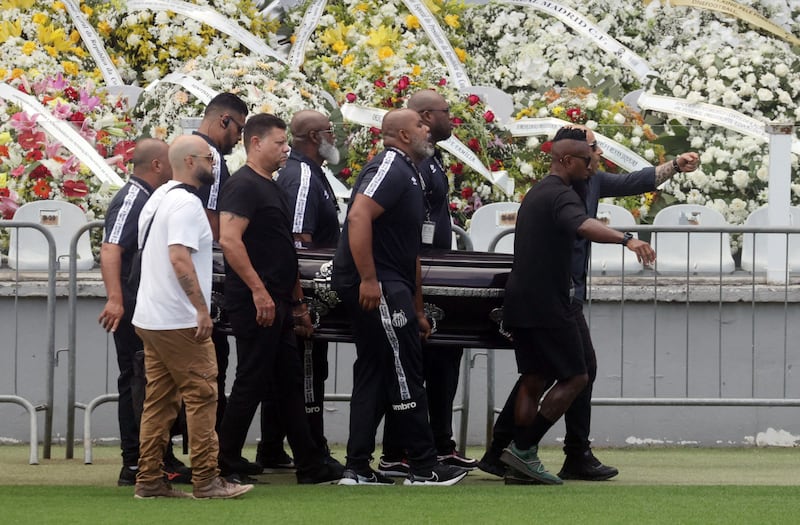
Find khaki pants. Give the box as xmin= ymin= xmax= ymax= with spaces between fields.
xmin=135 ymin=327 xmax=219 ymax=486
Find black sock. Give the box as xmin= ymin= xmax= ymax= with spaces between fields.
xmin=515 ymin=413 xmax=555 ymax=450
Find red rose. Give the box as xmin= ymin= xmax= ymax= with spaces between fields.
xmin=64 ymin=87 xmax=79 ymax=101
xmin=29 ymin=164 xmax=51 ymax=179
xmin=345 ymin=92 xmax=357 ymax=103
xmin=96 ymin=143 xmax=108 ymax=156
xmin=381 ymin=97 xmax=394 ymax=108
xmin=467 ymin=138 xmax=481 ymax=152
xmin=541 ymin=141 xmax=553 ymax=153
xmin=450 ymin=163 xmax=463 ymax=175
xmin=483 ymin=110 xmax=495 ymax=123
xmin=369 ymin=126 xmax=381 ymax=136
xmin=451 ymin=117 xmax=463 ymax=127
xmin=449 ymin=202 xmax=458 ymax=211
xmin=339 ymin=167 xmax=352 ymax=178
xmin=438 ymin=78 xmax=447 ymax=86
xmin=62 ymin=179 xmax=89 ymax=197
xmin=0 ymin=188 xmax=9 ymax=197
xmin=467 ymin=94 xmax=480 ymax=106
xmin=374 ymin=79 xmax=386 ymax=88
xmin=25 ymin=150 xmax=43 ymax=162
xmin=396 ymin=76 xmax=410 ymax=92
xmin=69 ymin=111 xmax=86 ymax=124
xmin=461 ymin=187 xmax=473 ymax=199
xmin=490 ymin=159 xmax=503 ymax=171
xmin=566 ymin=107 xmax=581 ymax=122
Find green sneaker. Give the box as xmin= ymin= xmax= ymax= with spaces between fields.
xmin=500 ymin=443 xmax=562 ymax=485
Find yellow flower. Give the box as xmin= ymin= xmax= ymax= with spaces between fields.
xmin=173 ymin=91 xmax=189 ymax=104
xmin=0 ymin=20 xmax=22 ymax=43
xmin=405 ymin=15 xmax=420 ymax=29
xmin=38 ymin=23 xmax=72 ymax=53
xmin=80 ymin=4 xmax=92 ymax=16
xmin=52 ymin=0 xmax=64 ymax=10
xmin=328 ymin=79 xmax=339 ymax=90
xmin=412 ymin=64 xmax=421 ymax=76
xmin=377 ymin=46 xmax=394 ymax=60
xmin=0 ymin=132 xmax=10 ymax=145
xmin=367 ymin=25 xmax=398 ymax=48
xmin=332 ymin=40 xmax=347 ymax=55
xmin=69 ymin=30 xmax=80 ymax=44
xmin=0 ymin=68 xmax=6 ymax=80
xmin=32 ymin=13 xmax=48 ymax=25
xmin=553 ymin=106 xmax=565 ymax=117
xmin=444 ymin=14 xmax=460 ymax=28
xmin=454 ymin=47 xmax=466 ymax=63
xmin=97 ymin=21 xmax=112 ymax=36
xmin=0 ymin=172 xmax=6 ymax=189
xmin=321 ymin=22 xmax=351 ymax=49
xmin=342 ymin=54 xmax=354 ymax=66
xmin=70 ymin=46 xmax=86 ymax=58
xmin=11 ymin=68 xmax=23 ymax=79
xmin=422 ymin=0 xmax=441 ymax=14
xmin=61 ymin=61 xmax=78 ymax=76
xmin=1 ymin=0 xmax=35 ymax=9
xmin=21 ymin=41 xmax=36 ymax=55
xmin=355 ymin=2 xmax=368 ymax=11
xmin=289 ymin=34 xmax=296 ymax=44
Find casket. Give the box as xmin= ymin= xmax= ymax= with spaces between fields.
xmin=297 ymin=247 xmax=513 ymax=348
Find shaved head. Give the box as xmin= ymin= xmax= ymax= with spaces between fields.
xmin=407 ymin=90 xmax=445 ymax=112
xmin=290 ymin=110 xmax=329 ymax=138
xmin=132 ymin=138 xmax=168 ymax=175
xmin=382 ymin=108 xmax=433 ymax=162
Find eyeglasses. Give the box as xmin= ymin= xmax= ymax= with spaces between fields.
xmin=189 ymin=153 xmax=214 ymax=161
xmin=566 ymin=154 xmax=592 ymax=167
xmin=422 ymin=107 xmax=450 ymax=114
xmin=588 ymin=141 xmax=598 ymax=151
xmin=314 ymin=125 xmax=335 ymax=135
xmin=225 ymin=115 xmax=245 ymax=135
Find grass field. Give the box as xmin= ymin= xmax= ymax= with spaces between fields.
xmin=2 ymin=445 xmax=799 ymax=524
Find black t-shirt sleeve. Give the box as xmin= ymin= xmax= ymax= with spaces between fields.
xmin=553 ymin=188 xmax=590 ymax=239
xmin=218 ymin=176 xmax=257 ymax=220
xmin=358 ymin=156 xmax=406 ymax=212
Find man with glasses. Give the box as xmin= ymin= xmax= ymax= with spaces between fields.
xmin=132 ymin=134 xmax=253 ymax=499
xmin=379 ymin=90 xmax=478 ymax=478
xmin=193 ymin=93 xmax=249 ymax=457
xmin=498 ymin=127 xmax=656 ymax=485
xmin=256 ymin=110 xmax=343 ymax=470
xmin=480 ymin=125 xmax=699 ymax=481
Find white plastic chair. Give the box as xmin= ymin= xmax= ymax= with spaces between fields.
xmin=467 ymin=202 xmax=519 ymax=253
xmin=651 ymin=204 xmax=735 ymax=274
xmin=590 ymin=203 xmax=643 ymax=275
xmin=740 ymin=206 xmax=800 ymax=273
xmin=8 ymin=200 xmax=94 ymax=271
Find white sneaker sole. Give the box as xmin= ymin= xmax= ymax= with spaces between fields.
xmin=402 ymin=471 xmax=467 ymax=486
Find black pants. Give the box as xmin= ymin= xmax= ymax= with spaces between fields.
xmin=113 ymin=299 xmax=143 ymax=467
xmin=258 ymin=338 xmax=330 ymax=459
xmin=339 ymin=281 xmax=437 ymax=472
xmin=489 ymin=302 xmax=597 ymax=457
xmin=219 ymin=299 xmax=323 ymax=475
xmin=383 ymin=344 xmax=463 ymax=457
xmin=212 ymin=328 xmax=230 ymax=434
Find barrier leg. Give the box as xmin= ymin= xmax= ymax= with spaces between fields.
xmin=457 ymin=349 xmax=471 ymax=451
xmin=0 ymin=395 xmax=39 ymax=464
xmin=78 ymin=394 xmax=119 ymax=464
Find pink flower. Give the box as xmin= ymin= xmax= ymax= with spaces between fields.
xmin=78 ymin=88 xmax=101 ymax=112
xmin=483 ymin=110 xmax=495 ymax=123
xmin=438 ymin=78 xmax=447 ymax=86
xmin=374 ymin=79 xmax=386 ymax=88
xmin=52 ymin=100 xmax=73 ymax=119
xmin=345 ymin=92 xmax=357 ymax=103
xmin=10 ymin=111 xmax=38 ymax=132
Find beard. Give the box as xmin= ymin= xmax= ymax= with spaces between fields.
xmin=197 ymin=166 xmax=215 ymax=186
xmin=318 ymin=140 xmax=340 ymax=165
xmin=411 ymin=135 xmax=435 ymax=160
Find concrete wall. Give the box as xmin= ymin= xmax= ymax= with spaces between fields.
xmin=2 ymin=274 xmax=800 ymax=450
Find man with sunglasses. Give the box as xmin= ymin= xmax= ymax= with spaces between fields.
xmin=480 ymin=126 xmax=698 ymax=482
xmin=193 ymin=93 xmax=249 ymax=456
xmin=255 ymin=110 xmax=343 ymax=470
xmin=497 ymin=128 xmax=656 ymax=485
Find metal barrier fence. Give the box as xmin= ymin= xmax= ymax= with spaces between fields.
xmin=0 ymin=221 xmax=58 ymax=464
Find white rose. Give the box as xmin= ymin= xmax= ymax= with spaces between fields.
xmin=630 ymin=136 xmax=641 ymax=147
xmin=686 ymin=91 xmax=704 ymax=103
xmin=759 ymin=73 xmax=779 ymax=89
xmin=686 ymin=189 xmax=705 ymax=204
xmin=613 ymin=113 xmax=626 ymax=124
xmin=756 ymin=166 xmax=769 ymax=182
xmin=585 ymin=95 xmax=598 ymax=110
xmin=731 ymin=170 xmax=749 ymax=189
xmin=706 ymin=66 xmax=718 ymax=78
xmin=775 ymin=63 xmax=790 ymax=77
xmin=714 ymin=170 xmax=728 ymax=182
xmin=585 ymin=120 xmax=598 ymax=130
xmin=632 ymin=126 xmax=643 ymax=137
xmin=126 ymin=33 xmax=141 ymax=46
xmin=614 ymin=133 xmax=625 ymax=142
xmin=525 ymin=136 xmax=540 ymax=149
xmin=644 ymin=149 xmax=655 ymax=160
xmin=757 ymin=88 xmax=774 ymax=102
xmin=690 ymin=136 xmax=705 ymax=149
xmin=791 ymin=183 xmax=800 ymax=198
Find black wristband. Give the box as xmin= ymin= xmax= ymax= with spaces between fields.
xmin=621 ymin=232 xmax=634 ymax=246
xmin=672 ymin=158 xmax=681 ymax=173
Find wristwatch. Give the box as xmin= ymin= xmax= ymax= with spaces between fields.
xmin=621 ymin=232 xmax=634 ymax=246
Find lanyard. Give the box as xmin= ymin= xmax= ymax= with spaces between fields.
xmin=386 ymin=147 xmax=431 ymax=220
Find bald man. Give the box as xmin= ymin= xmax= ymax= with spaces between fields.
xmin=257 ymin=110 xmax=342 ymax=469
xmin=132 ymin=134 xmax=252 ymax=499
xmin=332 ymin=109 xmax=467 ymax=486
xmin=98 ymin=137 xmax=193 ymax=486
xmin=499 ymin=128 xmax=654 ymax=485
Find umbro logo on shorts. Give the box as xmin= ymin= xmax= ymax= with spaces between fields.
xmin=391 ymin=310 xmax=407 ymax=328
xmin=391 ymin=401 xmax=417 ymax=411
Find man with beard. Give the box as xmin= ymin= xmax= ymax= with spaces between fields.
xmin=218 ymin=114 xmax=343 ymax=485
xmin=498 ymin=128 xmax=656 ymax=485
xmin=132 ymin=135 xmax=252 ymax=499
xmin=479 ymin=126 xmax=699 ymax=481
xmin=379 ymin=91 xmax=477 ymax=477
xmin=194 ymin=93 xmax=249 ymax=442
xmin=333 ymin=109 xmax=467 ymax=486
xmin=256 ymin=110 xmax=343 ymax=470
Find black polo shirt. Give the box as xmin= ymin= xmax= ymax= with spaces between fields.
xmin=503 ymin=174 xmax=589 ymax=328
xmin=418 ymin=148 xmax=452 ymax=250
xmin=276 ymin=150 xmax=340 ymax=248
xmin=218 ymin=165 xmax=298 ymax=302
xmin=194 ymin=132 xmax=229 ymax=212
xmin=333 ymin=147 xmax=425 ymax=291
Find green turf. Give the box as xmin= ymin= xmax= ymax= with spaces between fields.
xmin=2 ymin=445 xmax=800 ymax=524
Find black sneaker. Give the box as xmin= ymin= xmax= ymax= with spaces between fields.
xmin=296 ymin=461 xmax=345 ymax=485
xmin=224 ymin=473 xmax=259 ymax=485
xmin=221 ymin=457 xmax=264 ymax=477
xmin=163 ymin=454 xmax=192 ymax=484
xmin=338 ymin=468 xmax=395 ymax=486
xmin=377 ymin=456 xmax=410 ymax=477
xmin=477 ymin=450 xmax=507 ymax=478
xmin=256 ymin=451 xmax=295 ymax=472
xmin=437 ymin=450 xmax=478 ymax=470
xmin=558 ymin=450 xmax=619 ymax=481
xmin=403 ymin=463 xmax=468 ymax=486
xmin=118 ymin=465 xmax=138 ymax=486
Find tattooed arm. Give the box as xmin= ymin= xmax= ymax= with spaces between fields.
xmin=169 ymin=244 xmax=213 ymax=340
xmin=654 ymin=152 xmax=701 ymax=185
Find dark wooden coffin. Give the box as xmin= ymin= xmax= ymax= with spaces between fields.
xmin=297 ymin=247 xmax=513 ymax=348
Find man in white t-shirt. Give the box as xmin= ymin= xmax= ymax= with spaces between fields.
xmin=131 ymin=134 xmax=252 ymax=500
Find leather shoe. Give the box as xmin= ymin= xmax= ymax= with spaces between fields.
xmin=558 ymin=450 xmax=618 ymax=481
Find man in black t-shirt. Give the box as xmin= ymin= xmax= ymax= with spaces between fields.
xmin=500 ymin=129 xmax=655 ymax=485
xmin=258 ymin=110 xmax=343 ymax=469
xmin=217 ymin=113 xmax=342 ymax=485
xmin=332 ymin=109 xmax=467 ymax=486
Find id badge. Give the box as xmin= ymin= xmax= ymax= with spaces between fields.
xmin=421 ymin=221 xmax=436 ymax=245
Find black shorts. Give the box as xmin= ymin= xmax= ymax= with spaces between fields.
xmin=511 ymin=320 xmax=587 ymax=380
